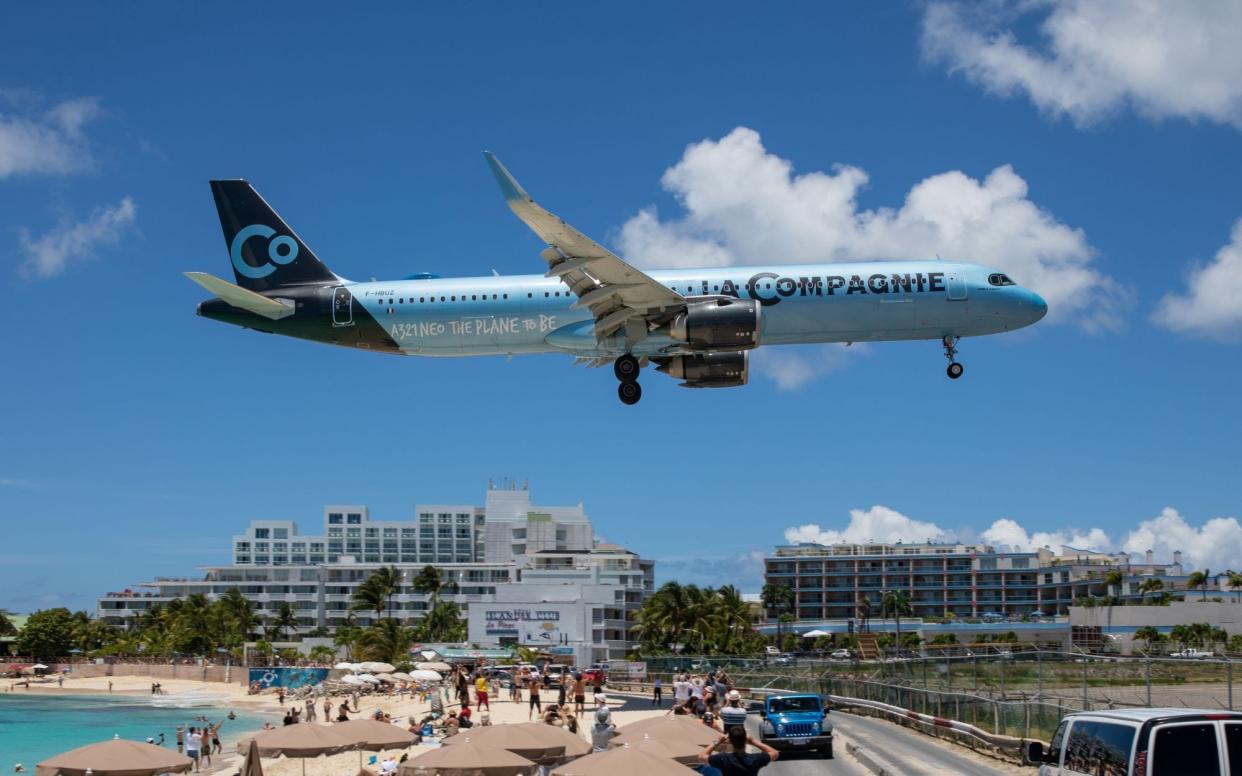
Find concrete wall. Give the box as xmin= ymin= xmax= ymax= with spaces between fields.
xmin=1071 ymin=601 xmax=1242 ymax=654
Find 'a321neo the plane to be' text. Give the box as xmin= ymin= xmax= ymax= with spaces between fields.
xmin=187 ymin=153 xmax=1048 ymax=404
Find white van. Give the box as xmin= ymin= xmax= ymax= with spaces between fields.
xmin=1028 ymin=708 xmax=1242 ymax=775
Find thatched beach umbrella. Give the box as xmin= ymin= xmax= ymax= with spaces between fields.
xmin=609 ymin=735 xmax=702 ymax=766
xmin=333 ymin=718 xmax=419 ymax=765
xmin=240 ymin=739 xmax=265 ymax=776
xmin=415 ymin=661 xmax=452 ymax=673
xmin=36 ymin=738 xmax=193 ymax=776
xmin=236 ymin=723 xmax=358 ymax=776
xmin=550 ymin=747 xmax=694 ymax=776
xmin=441 ymin=726 xmax=562 ymax=761
xmin=399 ymin=741 xmax=537 ymax=776
xmin=510 ymin=724 xmax=591 ymax=762
xmin=614 ymin=717 xmax=718 ymax=747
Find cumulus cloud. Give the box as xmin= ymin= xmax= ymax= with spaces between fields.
xmin=980 ymin=518 xmax=1111 ymax=553
xmin=18 ymin=197 xmax=137 ymax=279
xmin=921 ymin=1 xmax=1242 ymax=130
xmin=1152 ymin=218 xmax=1242 ymax=340
xmin=784 ymin=505 xmax=1242 ymax=571
xmin=751 ymin=343 xmax=867 ymax=391
xmin=617 ymin=127 xmax=1124 ymax=338
xmin=786 ymin=506 xmax=952 ymax=546
xmin=0 ymin=96 xmax=101 ymax=177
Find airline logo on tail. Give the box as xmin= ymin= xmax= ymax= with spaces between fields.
xmin=230 ymin=224 xmax=299 ymax=279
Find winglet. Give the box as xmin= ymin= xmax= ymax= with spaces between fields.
xmin=483 ymin=151 xmax=531 ymax=204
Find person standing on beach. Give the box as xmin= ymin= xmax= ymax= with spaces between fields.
xmin=185 ymin=727 xmax=201 ymax=773
xmin=474 ymin=673 xmax=489 ymax=710
xmin=198 ymin=728 xmax=212 ymax=770
xmin=175 ymin=725 xmax=185 ymax=754
xmin=527 ymin=674 xmax=542 ymax=721
xmin=323 ymin=696 xmax=332 ymax=720
xmin=652 ymin=677 xmax=662 ymax=706
xmin=107 ymin=681 xmax=112 ymax=694
xmin=306 ymin=698 xmax=317 ymax=722
xmin=572 ymin=674 xmax=586 ymax=718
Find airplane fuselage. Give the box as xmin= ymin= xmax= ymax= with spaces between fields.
xmin=199 ymin=260 xmax=1048 ymax=358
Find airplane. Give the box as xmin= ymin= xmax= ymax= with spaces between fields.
xmin=187 ymin=153 xmax=1047 ymax=404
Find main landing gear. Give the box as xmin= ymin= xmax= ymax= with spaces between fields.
xmin=943 ymin=336 xmax=964 ymax=380
xmin=614 ymin=354 xmax=642 ymax=405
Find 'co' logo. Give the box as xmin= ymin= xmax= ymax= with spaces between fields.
xmin=230 ymin=224 xmax=300 ymax=279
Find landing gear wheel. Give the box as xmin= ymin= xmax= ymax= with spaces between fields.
xmin=614 ymin=354 xmax=640 ymax=382
xmin=618 ymin=381 xmax=642 ymax=405
xmin=947 ymin=362 xmax=964 ymax=380
xmin=941 ymin=335 xmax=963 ymax=380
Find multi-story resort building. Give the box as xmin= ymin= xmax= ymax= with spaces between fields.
xmin=765 ymin=541 xmax=1187 ymax=621
xmin=96 ymin=483 xmax=652 ymax=663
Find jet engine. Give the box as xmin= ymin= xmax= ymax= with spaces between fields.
xmin=656 ymin=351 xmax=749 ymax=388
xmin=668 ymin=298 xmax=762 ymax=350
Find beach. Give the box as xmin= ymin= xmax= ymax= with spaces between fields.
xmin=12 ymin=674 xmax=672 ymax=776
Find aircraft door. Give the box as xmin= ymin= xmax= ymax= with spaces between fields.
xmin=946 ymin=272 xmax=968 ymax=301
xmin=332 ymin=286 xmax=353 ymax=326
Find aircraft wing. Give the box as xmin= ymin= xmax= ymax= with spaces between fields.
xmin=484 ymin=152 xmax=685 ymax=344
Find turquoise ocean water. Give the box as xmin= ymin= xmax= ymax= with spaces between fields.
xmin=0 ymin=692 xmax=274 ymax=769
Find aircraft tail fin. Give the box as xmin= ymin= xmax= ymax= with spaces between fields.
xmin=210 ymin=180 xmax=339 ymax=292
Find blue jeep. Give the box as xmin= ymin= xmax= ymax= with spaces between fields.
xmin=758 ymin=694 xmax=833 ymax=758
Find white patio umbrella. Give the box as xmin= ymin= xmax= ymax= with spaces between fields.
xmin=410 ymin=669 xmax=442 ymax=682
xmin=335 ymin=662 xmax=357 ymax=671
xmin=801 ymin=629 xmax=830 ymax=638
xmin=357 ymin=674 xmax=380 ymax=684
xmin=366 ymin=662 xmax=396 ymax=674
xmin=391 ymin=672 xmax=413 ymax=681
xmin=32 ymin=663 xmax=49 ymax=670
xmin=340 ymin=675 xmax=365 ymax=686
xmin=415 ymin=661 xmax=452 ymax=673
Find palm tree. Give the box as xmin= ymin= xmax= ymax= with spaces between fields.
xmin=762 ymin=583 xmax=795 ymax=647
xmin=0 ymin=612 xmax=17 ymax=637
xmin=175 ymin=594 xmax=214 ymax=655
xmin=1138 ymin=577 xmax=1165 ymax=604
xmin=881 ymin=589 xmax=912 ymax=653
xmin=1133 ymin=626 xmax=1162 ymax=654
xmin=309 ymin=644 xmax=337 ymax=665
xmin=358 ymin=618 xmax=417 ymax=663
xmin=1187 ymin=569 xmax=1211 ymax=601
xmin=369 ymin=566 xmax=402 ymax=619
xmin=269 ymin=602 xmax=299 ymax=643
xmin=1103 ymin=569 xmax=1125 ymax=601
xmin=856 ymin=595 xmax=873 ymax=634
xmin=334 ymin=623 xmax=362 ymax=661
xmin=350 ymin=576 xmax=387 ymax=624
xmin=419 ymin=600 xmax=466 ymax=642
xmin=218 ymin=588 xmax=258 ymax=642
xmin=1228 ymin=572 xmax=1242 ymax=603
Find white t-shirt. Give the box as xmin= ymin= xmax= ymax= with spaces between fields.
xmin=186 ymin=732 xmax=202 ymax=754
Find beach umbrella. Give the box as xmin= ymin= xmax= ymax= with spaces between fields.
xmin=374 ymin=673 xmax=397 ymax=683
xmin=614 ymin=717 xmax=719 ymax=747
xmin=392 ymin=672 xmax=414 ymax=681
xmin=335 ymin=719 xmax=419 ymax=751
xmin=410 ymin=669 xmax=442 ymax=682
xmin=240 ymin=739 xmax=265 ymax=776
xmin=510 ymin=724 xmax=591 ymax=762
xmin=550 ymin=747 xmax=694 ymax=776
xmin=341 ymin=675 xmax=365 ymax=686
xmin=415 ymin=661 xmax=452 ymax=673
xmin=401 ymin=741 xmax=537 ymax=776
xmin=357 ymin=673 xmax=380 ymax=684
xmin=236 ymin=722 xmax=358 ymax=776
xmin=441 ymin=725 xmax=563 ymax=761
xmin=610 ymin=734 xmax=702 ymax=766
xmin=801 ymin=629 xmax=829 ymax=638
xmin=36 ymin=738 xmax=193 ymax=776
xmin=367 ymin=662 xmax=396 ymax=674
xmin=335 ymin=662 xmax=357 ymax=671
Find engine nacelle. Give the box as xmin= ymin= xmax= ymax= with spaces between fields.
xmin=657 ymin=351 xmax=749 ymax=388
xmin=669 ymin=298 xmax=761 ymax=350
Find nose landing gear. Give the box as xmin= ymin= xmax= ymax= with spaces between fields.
xmin=614 ymin=354 xmax=642 ymax=405
xmin=943 ymin=336 xmax=964 ymax=380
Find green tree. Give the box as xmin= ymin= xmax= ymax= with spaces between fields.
xmin=218 ymin=588 xmax=259 ymax=643
xmin=1137 ymin=577 xmax=1165 ymax=604
xmin=15 ymin=608 xmax=76 ymax=658
xmin=1228 ymin=572 xmax=1242 ymax=603
xmin=334 ymin=623 xmax=363 ymax=661
xmin=1104 ymin=569 xmax=1125 ymax=600
xmin=269 ymin=602 xmax=299 ymax=643
xmin=1133 ymin=626 xmax=1163 ymax=653
xmin=930 ymin=633 xmax=958 ymax=645
xmin=309 ymin=644 xmax=337 ymax=664
xmin=0 ymin=612 xmax=16 ymax=637
xmin=880 ymin=589 xmax=912 ymax=653
xmin=359 ymin=618 xmax=418 ymax=663
xmin=1187 ymin=570 xmax=1211 ymax=601
xmin=856 ymin=595 xmax=872 ymax=634
xmin=418 ymin=600 xmax=466 ymax=642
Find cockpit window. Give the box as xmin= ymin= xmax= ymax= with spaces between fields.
xmin=988 ymin=273 xmax=1015 ymax=286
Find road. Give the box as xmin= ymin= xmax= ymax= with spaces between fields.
xmin=757 ymin=712 xmax=1035 ymax=776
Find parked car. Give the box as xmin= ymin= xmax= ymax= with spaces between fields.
xmin=1170 ymin=649 xmax=1214 ymax=659
xmin=1027 ymin=708 xmax=1242 ymax=775
xmin=765 ymin=646 xmax=781 ymax=656
xmin=758 ymin=694 xmax=833 ymax=758
xmin=830 ymin=649 xmax=851 ymax=660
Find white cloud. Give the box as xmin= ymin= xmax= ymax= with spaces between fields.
xmin=921 ymin=1 xmax=1242 ymax=130
xmin=1121 ymin=507 xmax=1242 ymax=574
xmin=18 ymin=197 xmax=137 ymax=279
xmin=1152 ymin=218 xmax=1242 ymax=340
xmin=751 ymin=343 xmax=867 ymax=391
xmin=617 ymin=127 xmax=1124 ymax=339
xmin=0 ymin=96 xmax=101 ymax=177
xmin=785 ymin=504 xmax=1242 ymax=572
xmin=980 ymin=517 xmax=1112 ymax=553
xmin=786 ymin=506 xmax=952 ymax=546
xmin=0 ymin=478 xmax=36 ymax=487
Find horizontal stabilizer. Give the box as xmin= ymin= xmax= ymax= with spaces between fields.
xmin=185 ymin=272 xmax=295 ymax=320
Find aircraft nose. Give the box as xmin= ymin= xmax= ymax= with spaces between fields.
xmin=1027 ymin=289 xmax=1048 ymax=322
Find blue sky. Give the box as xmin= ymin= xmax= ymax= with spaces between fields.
xmin=2 ymin=2 xmax=1240 ymax=612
